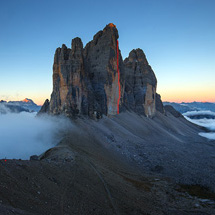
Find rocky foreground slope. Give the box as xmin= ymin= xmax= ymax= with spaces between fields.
xmin=1 ymin=112 xmax=215 ymax=215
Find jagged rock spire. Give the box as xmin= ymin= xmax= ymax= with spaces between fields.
xmin=39 ymin=24 xmax=161 ymax=118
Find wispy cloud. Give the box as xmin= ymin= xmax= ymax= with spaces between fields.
xmin=0 ymin=111 xmax=72 ymax=159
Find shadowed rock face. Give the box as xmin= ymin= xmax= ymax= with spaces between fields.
xmin=49 ymin=38 xmax=86 ymax=116
xmin=83 ymin=24 xmax=121 ymax=117
xmin=39 ymin=23 xmax=161 ymax=118
xmin=165 ymin=105 xmax=183 ymax=118
xmin=155 ymin=93 xmax=165 ymax=114
xmin=123 ymin=49 xmax=157 ymax=116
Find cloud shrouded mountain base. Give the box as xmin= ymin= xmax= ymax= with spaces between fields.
xmin=0 ymin=112 xmax=72 ymax=159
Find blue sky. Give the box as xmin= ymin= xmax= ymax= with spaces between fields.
xmin=0 ymin=0 xmax=215 ymax=104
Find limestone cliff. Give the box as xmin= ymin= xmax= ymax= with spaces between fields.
xmin=123 ymin=49 xmax=157 ymax=116
xmin=39 ymin=23 xmax=163 ymax=118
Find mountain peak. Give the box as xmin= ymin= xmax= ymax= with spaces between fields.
xmin=39 ymin=24 xmax=163 ymax=118
xmin=102 ymin=23 xmax=119 ymax=39
xmin=107 ymin=23 xmax=116 ymax=28
xmin=22 ymin=98 xmax=33 ymax=103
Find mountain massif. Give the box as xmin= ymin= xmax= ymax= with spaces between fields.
xmin=40 ymin=23 xmax=163 ymax=118
xmin=0 ymin=98 xmax=41 ymax=113
xmin=1 ymin=24 xmax=215 ymax=215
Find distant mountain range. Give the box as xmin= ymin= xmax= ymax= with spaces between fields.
xmin=0 ymin=98 xmax=41 ymax=114
xmin=163 ymin=102 xmax=215 ymax=114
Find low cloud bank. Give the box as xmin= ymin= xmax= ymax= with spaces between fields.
xmin=0 ymin=103 xmax=11 ymax=114
xmin=199 ymin=132 xmax=215 ymax=140
xmin=183 ymin=110 xmax=215 ymax=117
xmin=0 ymin=112 xmax=72 ymax=159
xmin=184 ymin=116 xmax=215 ymax=131
xmin=184 ymin=111 xmax=215 ymax=140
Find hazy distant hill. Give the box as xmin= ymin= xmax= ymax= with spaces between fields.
xmin=0 ymin=98 xmax=41 ymax=113
xmin=163 ymin=102 xmax=215 ymax=113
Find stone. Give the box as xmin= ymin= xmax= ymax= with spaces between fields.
xmin=164 ymin=105 xmax=183 ymax=118
xmin=83 ymin=23 xmax=121 ymax=117
xmin=123 ymin=49 xmax=157 ymax=116
xmin=39 ymin=23 xmax=164 ymax=119
xmin=156 ymin=93 xmax=165 ymax=114
xmin=30 ymin=155 xmax=39 ymax=161
xmin=38 ymin=99 xmax=49 ymax=114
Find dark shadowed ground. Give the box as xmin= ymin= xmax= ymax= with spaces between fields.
xmin=0 ymin=112 xmax=215 ymax=215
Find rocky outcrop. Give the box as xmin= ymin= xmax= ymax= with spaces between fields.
xmin=164 ymin=105 xmax=183 ymax=118
xmin=155 ymin=93 xmax=165 ymax=114
xmin=123 ymin=49 xmax=157 ymax=116
xmin=47 ymin=38 xmax=86 ymax=117
xmin=83 ymin=24 xmax=122 ymax=117
xmin=40 ymin=23 xmax=163 ymax=118
xmin=38 ymin=99 xmax=49 ymax=114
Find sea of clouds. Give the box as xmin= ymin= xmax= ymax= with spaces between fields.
xmin=184 ymin=110 xmax=215 ymax=140
xmin=0 ymin=104 xmax=72 ymax=159
xmin=183 ymin=110 xmax=215 ymax=117
xmin=1 ymin=103 xmax=214 ymax=160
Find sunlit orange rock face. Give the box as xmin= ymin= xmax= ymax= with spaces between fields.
xmin=39 ymin=23 xmax=163 ymax=118
xmin=108 ymin=23 xmax=116 ymax=28
xmin=22 ymin=98 xmax=31 ymax=103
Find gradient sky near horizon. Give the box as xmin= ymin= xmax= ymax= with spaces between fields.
xmin=0 ymin=0 xmax=215 ymax=105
